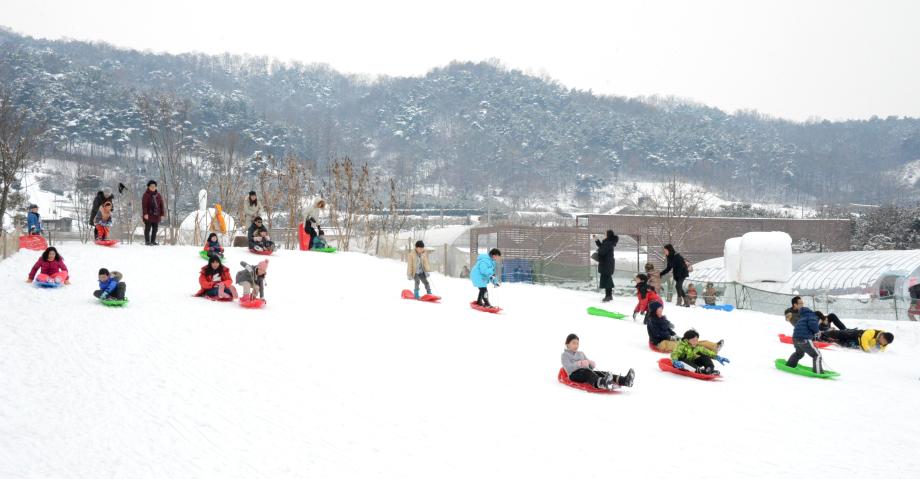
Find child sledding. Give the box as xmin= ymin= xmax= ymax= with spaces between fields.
xmin=94 ymin=201 xmax=114 ymax=241
xmin=560 ymin=334 xmax=635 ymax=392
xmin=247 ymin=217 xmax=275 ymax=254
xmin=27 ymin=247 xmax=70 ymax=287
xmin=94 ymin=268 xmax=128 ymax=305
xmin=236 ymin=260 xmax=268 ymax=307
xmin=817 ymin=328 xmax=893 ymax=352
xmin=669 ymin=329 xmax=730 ymax=376
xmin=195 ymin=254 xmax=238 ymax=301
xmin=203 ymin=232 xmax=225 ymax=258
xmin=646 ymin=300 xmax=722 ymax=353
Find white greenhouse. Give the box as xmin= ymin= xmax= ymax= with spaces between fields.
xmin=690 ymin=250 xmax=920 ymax=300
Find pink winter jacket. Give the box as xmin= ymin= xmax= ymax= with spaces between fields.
xmin=28 ymin=258 xmax=68 ymax=281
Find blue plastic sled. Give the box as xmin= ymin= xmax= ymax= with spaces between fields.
xmin=702 ymin=304 xmax=734 ymax=312
xmin=34 ymin=279 xmax=63 ymax=288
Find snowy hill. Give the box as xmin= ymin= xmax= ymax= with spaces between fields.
xmin=1 ymin=243 xmax=919 ymax=478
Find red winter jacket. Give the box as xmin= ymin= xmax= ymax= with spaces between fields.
xmin=142 ymin=190 xmax=166 ymax=224
xmin=195 ymin=265 xmax=232 ymax=296
xmin=28 ymin=258 xmax=68 ymax=281
xmin=634 ymin=285 xmax=662 ymax=314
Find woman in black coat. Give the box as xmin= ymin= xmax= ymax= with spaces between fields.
xmin=594 ymin=229 xmax=619 ymax=302
xmin=659 ymin=243 xmax=690 ymax=307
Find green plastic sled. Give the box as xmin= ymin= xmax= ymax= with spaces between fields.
xmin=312 ymin=247 xmax=337 ymax=253
xmin=101 ymin=298 xmax=129 ymax=307
xmin=199 ymin=250 xmax=210 ymax=259
xmin=773 ymin=358 xmax=839 ymax=379
xmin=586 ymin=307 xmax=627 ymax=320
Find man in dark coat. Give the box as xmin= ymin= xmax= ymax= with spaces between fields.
xmin=89 ymin=187 xmax=115 ymax=240
xmin=659 ymin=243 xmax=690 ymax=307
xmin=141 ymin=180 xmax=165 ymax=246
xmin=594 ymin=229 xmax=619 ymax=302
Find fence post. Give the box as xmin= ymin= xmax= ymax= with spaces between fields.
xmin=443 ymin=244 xmax=448 ymax=275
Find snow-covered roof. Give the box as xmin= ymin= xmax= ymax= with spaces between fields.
xmin=690 ymin=250 xmax=920 ymax=295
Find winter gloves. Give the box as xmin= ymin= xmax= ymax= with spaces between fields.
xmin=715 ymin=355 xmax=730 ymax=365
xmin=672 ymin=360 xmax=686 ymax=370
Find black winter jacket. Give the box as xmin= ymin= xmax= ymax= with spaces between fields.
xmin=660 ymin=253 xmax=689 ymax=281
xmin=595 ymin=236 xmax=619 ymax=276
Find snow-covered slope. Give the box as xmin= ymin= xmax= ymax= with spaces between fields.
xmin=1 ymin=243 xmax=918 ymax=478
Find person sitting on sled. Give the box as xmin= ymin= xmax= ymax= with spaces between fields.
xmin=818 ymin=328 xmax=893 ymax=352
xmin=27 ymin=204 xmax=42 ymax=235
xmin=407 ymin=240 xmax=433 ymax=299
xmin=561 ymin=333 xmax=635 ymax=390
xmin=471 ymin=248 xmax=501 ymax=308
xmin=253 ymin=227 xmax=275 ymax=252
xmin=671 ymin=329 xmax=730 ymax=375
xmin=303 ymin=217 xmax=319 ymax=250
xmin=312 ymin=228 xmax=328 ymax=249
xmin=247 ymin=217 xmax=264 ymax=249
xmin=195 ymin=255 xmax=238 ymax=300
xmin=633 ymin=273 xmax=662 ymax=321
xmin=646 ymin=300 xmax=722 ymax=353
xmin=204 ymin=232 xmax=224 ymax=257
xmin=94 ymin=201 xmax=114 ymax=240
xmin=236 ymin=260 xmax=268 ymax=301
xmin=26 ymin=246 xmax=70 ymax=285
xmin=94 ymin=268 xmax=127 ymax=300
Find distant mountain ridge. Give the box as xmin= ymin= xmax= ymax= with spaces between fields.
xmin=2 ymin=26 xmax=918 ymax=206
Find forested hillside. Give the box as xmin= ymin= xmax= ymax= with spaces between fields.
xmin=2 ymin=26 xmax=919 ymax=207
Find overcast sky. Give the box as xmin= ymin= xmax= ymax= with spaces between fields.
xmin=3 ymin=0 xmax=918 ymax=121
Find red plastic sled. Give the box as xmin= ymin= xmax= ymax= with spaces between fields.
xmin=778 ymin=334 xmax=832 ymax=349
xmin=649 ymin=342 xmax=668 ymax=353
xmin=401 ymin=289 xmax=441 ymax=302
xmin=240 ymin=297 xmax=266 ymax=309
xmin=298 ymin=223 xmax=311 ymax=251
xmin=95 ymin=239 xmax=119 ymax=247
xmin=249 ymin=248 xmax=273 ymax=256
xmin=557 ymin=368 xmax=617 ymax=394
xmin=657 ymin=358 xmax=721 ymax=381
xmin=470 ymin=301 xmax=501 ymax=313
xmin=19 ymin=235 xmax=48 ymax=251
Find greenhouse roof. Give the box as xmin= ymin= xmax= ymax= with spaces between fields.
xmin=690 ymin=250 xmax=920 ymax=294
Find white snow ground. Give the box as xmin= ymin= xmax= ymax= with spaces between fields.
xmin=1 ymin=243 xmax=919 ymax=478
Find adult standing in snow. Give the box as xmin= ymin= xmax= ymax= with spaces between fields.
xmin=659 ymin=244 xmax=690 ymax=307
xmin=593 ymin=230 xmax=618 ymax=302
xmin=89 ymin=187 xmax=115 ymax=240
xmin=241 ymin=190 xmax=265 ymax=229
xmin=141 ymin=180 xmax=165 ymax=246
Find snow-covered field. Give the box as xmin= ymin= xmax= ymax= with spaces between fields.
xmin=1 ymin=243 xmax=919 ymax=478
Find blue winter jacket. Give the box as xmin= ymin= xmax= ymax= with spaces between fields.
xmin=792 ymin=307 xmax=821 ymax=340
xmin=98 ymin=277 xmax=119 ymax=294
xmin=470 ymin=253 xmax=497 ymax=288
xmin=27 ymin=211 xmax=42 ymax=234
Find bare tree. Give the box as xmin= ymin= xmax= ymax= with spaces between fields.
xmin=325 ymin=157 xmax=373 ymax=251
xmin=626 ymin=177 xmax=707 ymax=252
xmin=204 ymin=130 xmax=246 ymax=221
xmin=137 ymin=94 xmax=193 ymax=244
xmin=0 ymin=90 xmax=46 ymax=230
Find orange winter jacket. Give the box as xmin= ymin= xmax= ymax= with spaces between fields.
xmin=196 ymin=265 xmax=232 ymax=296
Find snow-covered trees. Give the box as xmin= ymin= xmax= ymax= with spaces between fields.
xmin=0 ymin=89 xmax=45 ymax=230
xmin=851 ymin=204 xmax=920 ymax=251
